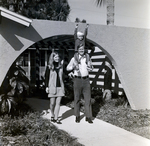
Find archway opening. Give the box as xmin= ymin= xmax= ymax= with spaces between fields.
xmin=1 ymin=35 xmax=128 ymax=105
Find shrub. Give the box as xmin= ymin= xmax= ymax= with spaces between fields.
xmin=0 ymin=65 xmax=29 ymax=116
xmin=1 ymin=116 xmax=27 ymax=136
xmin=0 ymin=111 xmax=83 ymax=146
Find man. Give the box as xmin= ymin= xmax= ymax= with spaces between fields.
xmin=66 ymin=44 xmax=93 ymax=123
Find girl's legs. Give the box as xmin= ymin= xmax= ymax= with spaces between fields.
xmin=54 ymin=96 xmax=62 ymax=120
xmin=50 ymin=98 xmax=56 ymax=118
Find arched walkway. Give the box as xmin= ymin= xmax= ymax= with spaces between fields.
xmin=0 ymin=17 xmax=150 ymax=109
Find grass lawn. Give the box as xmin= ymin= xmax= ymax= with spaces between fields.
xmin=95 ymin=99 xmax=150 ymax=139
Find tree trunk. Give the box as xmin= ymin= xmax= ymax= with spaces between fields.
xmin=106 ymin=0 xmax=114 ymax=25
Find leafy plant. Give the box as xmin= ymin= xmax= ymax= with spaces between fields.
xmin=0 ymin=94 xmax=16 ymax=115
xmin=0 ymin=65 xmax=29 ymax=116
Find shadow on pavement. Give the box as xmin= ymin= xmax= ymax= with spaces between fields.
xmin=60 ymin=108 xmax=85 ymax=121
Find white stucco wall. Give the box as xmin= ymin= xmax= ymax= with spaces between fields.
xmin=0 ymin=17 xmax=150 ymax=110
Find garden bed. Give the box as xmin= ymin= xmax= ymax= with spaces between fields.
xmin=0 ymin=103 xmax=83 ymax=146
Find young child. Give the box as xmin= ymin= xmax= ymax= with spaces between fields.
xmin=74 ymin=23 xmax=93 ymax=71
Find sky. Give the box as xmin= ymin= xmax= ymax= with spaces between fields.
xmin=67 ymin=0 xmax=150 ymax=29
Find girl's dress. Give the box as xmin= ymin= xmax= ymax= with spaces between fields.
xmin=48 ymin=63 xmax=64 ymax=98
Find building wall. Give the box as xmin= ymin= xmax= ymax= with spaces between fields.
xmin=0 ymin=17 xmax=150 ymax=109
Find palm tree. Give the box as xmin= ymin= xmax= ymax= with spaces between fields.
xmin=95 ymin=0 xmax=114 ymax=102
xmin=96 ymin=0 xmax=114 ymax=25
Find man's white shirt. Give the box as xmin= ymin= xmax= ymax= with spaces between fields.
xmin=67 ymin=55 xmax=89 ymax=77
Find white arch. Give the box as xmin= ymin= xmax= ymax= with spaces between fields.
xmin=0 ymin=18 xmax=150 ymax=110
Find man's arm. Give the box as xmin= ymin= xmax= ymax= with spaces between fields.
xmin=87 ymin=58 xmax=94 ymax=72
xmin=66 ymin=58 xmax=75 ymax=71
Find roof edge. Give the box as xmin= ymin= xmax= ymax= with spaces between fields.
xmin=0 ymin=7 xmax=32 ymax=27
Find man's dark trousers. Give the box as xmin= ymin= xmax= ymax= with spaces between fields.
xmin=73 ymin=77 xmax=92 ymax=118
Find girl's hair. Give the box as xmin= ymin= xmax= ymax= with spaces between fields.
xmin=48 ymin=51 xmax=62 ymax=69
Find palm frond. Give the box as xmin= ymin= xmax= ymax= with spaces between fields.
xmin=96 ymin=0 xmax=106 ymax=6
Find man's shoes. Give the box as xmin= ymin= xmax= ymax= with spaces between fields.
xmin=85 ymin=117 xmax=93 ymax=124
xmin=75 ymin=116 xmax=80 ymax=123
xmin=51 ymin=117 xmax=55 ymax=122
xmin=55 ymin=119 xmax=62 ymax=124
xmin=52 ymin=119 xmax=62 ymax=124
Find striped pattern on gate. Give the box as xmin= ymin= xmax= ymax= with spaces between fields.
xmin=88 ymin=47 xmax=124 ymax=96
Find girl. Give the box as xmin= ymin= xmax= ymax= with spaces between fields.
xmin=45 ymin=51 xmax=64 ymax=124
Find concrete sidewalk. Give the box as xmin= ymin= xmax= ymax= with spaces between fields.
xmin=26 ymin=98 xmax=150 ymax=146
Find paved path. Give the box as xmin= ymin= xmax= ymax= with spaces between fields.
xmin=26 ymin=98 xmax=150 ymax=146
